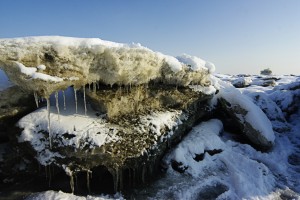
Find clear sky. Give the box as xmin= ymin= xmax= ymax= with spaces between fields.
xmin=0 ymin=0 xmax=299 ymax=75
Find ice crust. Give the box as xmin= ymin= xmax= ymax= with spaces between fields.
xmin=0 ymin=36 xmax=213 ymax=97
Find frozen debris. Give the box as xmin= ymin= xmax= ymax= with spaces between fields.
xmin=0 ymin=36 xmax=213 ymax=97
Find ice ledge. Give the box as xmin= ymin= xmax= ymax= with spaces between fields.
xmin=0 ymin=36 xmax=214 ymax=97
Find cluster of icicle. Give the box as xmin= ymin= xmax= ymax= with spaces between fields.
xmin=34 ymin=83 xmax=92 ymax=149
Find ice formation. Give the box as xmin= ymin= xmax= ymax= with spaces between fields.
xmin=0 ymin=36 xmax=213 ymax=97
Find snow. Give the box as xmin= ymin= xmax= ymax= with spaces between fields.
xmin=15 ymin=62 xmax=63 ymax=82
xmin=168 ymin=119 xmax=225 ymax=176
xmin=176 ymin=53 xmax=207 ymax=71
xmin=139 ymin=111 xmax=181 ymax=138
xmin=135 ymin=119 xmax=277 ymax=199
xmin=232 ymin=76 xmax=252 ymax=87
xmin=160 ymin=54 xmax=183 ymax=72
xmin=26 ymin=190 xmax=124 ymax=200
xmin=37 ymin=64 xmax=46 ymax=71
xmin=0 ymin=68 xmax=13 ymax=91
xmin=189 ymin=84 xmax=217 ymax=95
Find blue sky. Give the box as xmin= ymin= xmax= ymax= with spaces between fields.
xmin=0 ymin=0 xmax=299 ymax=75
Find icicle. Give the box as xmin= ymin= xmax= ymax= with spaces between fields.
xmin=114 ymin=168 xmax=119 ymax=192
xmin=128 ymin=168 xmax=132 ymax=188
xmin=75 ymin=174 xmax=78 ymax=190
xmin=133 ymin=168 xmax=136 ymax=187
xmin=45 ymin=166 xmax=48 ymax=180
xmin=48 ymin=165 xmax=52 ymax=187
xmin=87 ymin=170 xmax=91 ymax=194
xmin=55 ymin=91 xmax=60 ymax=121
xmin=142 ymin=164 xmax=146 ymax=183
xmin=70 ymin=174 xmax=75 ymax=194
xmin=88 ymin=83 xmax=91 ymax=91
xmin=93 ymin=82 xmax=96 ymax=93
xmin=119 ymin=169 xmax=123 ymax=191
xmin=34 ymin=92 xmax=39 ymax=108
xmin=62 ymin=90 xmax=66 ymax=110
xmin=83 ymin=86 xmax=87 ymax=116
xmin=47 ymin=98 xmax=52 ymax=149
xmin=74 ymin=88 xmax=78 ymax=114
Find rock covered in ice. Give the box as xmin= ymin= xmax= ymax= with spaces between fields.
xmin=212 ymin=78 xmax=275 ymax=149
xmin=0 ymin=36 xmax=213 ymax=97
xmin=231 ymin=76 xmax=252 ymax=88
xmin=16 ymin=85 xmax=212 ymax=192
